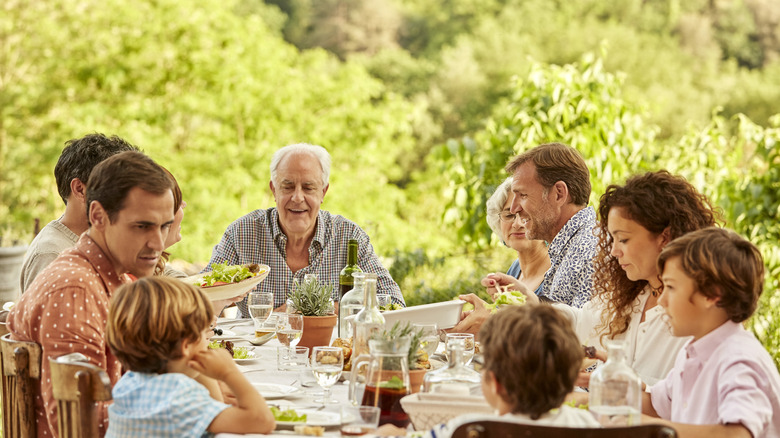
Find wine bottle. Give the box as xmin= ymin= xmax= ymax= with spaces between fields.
xmin=340 ymin=239 xmax=362 ymax=298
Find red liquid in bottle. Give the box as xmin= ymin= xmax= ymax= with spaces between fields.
xmin=361 ymin=385 xmax=410 ymax=428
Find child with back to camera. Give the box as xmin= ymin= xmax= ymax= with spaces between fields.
xmin=105 ymin=276 xmax=275 ymax=437
xmin=376 ymin=304 xmax=600 ymax=437
xmin=643 ymin=227 xmax=780 ymax=438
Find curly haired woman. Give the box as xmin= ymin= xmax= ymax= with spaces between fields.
xmin=557 ymin=170 xmax=721 ymax=386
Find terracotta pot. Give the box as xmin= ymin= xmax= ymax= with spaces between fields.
xmin=298 ymin=314 xmax=337 ymax=352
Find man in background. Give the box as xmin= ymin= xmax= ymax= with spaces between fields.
xmin=19 ymin=133 xmax=139 ymax=293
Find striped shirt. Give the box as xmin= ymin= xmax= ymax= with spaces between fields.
xmin=107 ymin=372 xmax=228 ymax=438
xmin=205 ymin=208 xmax=404 ymax=316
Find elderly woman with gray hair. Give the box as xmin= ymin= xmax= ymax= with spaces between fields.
xmin=450 ymin=177 xmax=550 ymax=335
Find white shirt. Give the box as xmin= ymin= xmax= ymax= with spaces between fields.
xmin=554 ymin=288 xmax=690 ymax=386
xmin=425 ymin=405 xmax=600 ymax=438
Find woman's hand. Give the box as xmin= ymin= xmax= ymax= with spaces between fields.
xmin=481 ymin=272 xmax=539 ymax=304
xmin=447 ymin=294 xmax=491 ymax=337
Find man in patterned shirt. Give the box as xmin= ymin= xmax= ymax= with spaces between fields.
xmin=206 ymin=143 xmax=404 ymax=317
xmin=8 ymin=151 xmax=175 ymax=438
xmin=501 ymin=142 xmax=597 ymax=307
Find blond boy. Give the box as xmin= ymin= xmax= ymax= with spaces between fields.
xmin=106 ymin=277 xmax=275 ymax=437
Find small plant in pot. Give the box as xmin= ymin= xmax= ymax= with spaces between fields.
xmin=288 ymin=276 xmax=337 ymax=351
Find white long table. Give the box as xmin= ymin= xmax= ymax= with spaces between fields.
xmin=214 ymin=319 xmax=356 ymax=438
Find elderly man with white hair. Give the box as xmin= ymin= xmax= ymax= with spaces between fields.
xmin=206 ymin=143 xmax=404 ymax=317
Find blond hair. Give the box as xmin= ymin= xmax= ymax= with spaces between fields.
xmin=107 ymin=277 xmax=214 ymax=373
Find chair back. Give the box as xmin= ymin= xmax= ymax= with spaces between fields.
xmin=49 ymin=354 xmax=112 ymax=438
xmin=1 ymin=333 xmax=42 ymax=438
xmin=451 ymin=420 xmax=678 ymax=438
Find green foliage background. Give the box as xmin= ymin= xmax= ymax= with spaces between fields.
xmin=2 ymin=0 xmax=779 ymax=367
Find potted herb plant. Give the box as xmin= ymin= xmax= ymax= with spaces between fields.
xmin=288 ymin=276 xmax=338 ymax=351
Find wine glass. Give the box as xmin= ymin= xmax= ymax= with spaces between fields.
xmin=275 ymin=313 xmax=303 ymax=355
xmin=413 ymin=323 xmax=439 ymax=357
xmin=445 ymin=333 xmax=475 ymax=366
xmin=311 ymin=346 xmax=343 ymax=405
xmin=248 ymin=292 xmax=274 ymax=336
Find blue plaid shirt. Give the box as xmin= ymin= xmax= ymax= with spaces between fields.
xmin=107 ymin=372 xmax=228 ymax=438
xmin=539 ymin=207 xmax=597 ymax=308
xmin=205 ymin=208 xmax=404 ymax=316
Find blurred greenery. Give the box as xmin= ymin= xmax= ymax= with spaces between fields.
xmin=2 ymin=0 xmax=779 ymax=368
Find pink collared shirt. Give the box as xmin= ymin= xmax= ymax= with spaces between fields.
xmin=8 ymin=234 xmax=129 ymax=438
xmin=650 ymin=321 xmax=780 ymax=437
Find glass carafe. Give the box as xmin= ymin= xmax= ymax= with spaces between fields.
xmin=349 ymin=337 xmax=411 ymax=428
xmin=422 ymin=338 xmax=482 ymax=395
xmin=352 ymin=275 xmax=383 ymax=361
xmin=339 ymin=272 xmax=366 ymax=339
xmin=589 ymin=340 xmax=642 ymax=426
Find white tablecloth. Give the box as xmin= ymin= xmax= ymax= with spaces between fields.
xmin=214 ymin=319 xmax=360 ymax=438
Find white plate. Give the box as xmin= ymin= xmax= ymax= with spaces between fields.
xmin=182 ymin=264 xmax=270 ymax=301
xmin=252 ymin=383 xmax=304 ymax=400
xmin=211 ymin=329 xmax=247 ymax=342
xmin=275 ymin=410 xmax=347 ymax=428
xmin=382 ymin=300 xmax=465 ymax=329
xmin=234 ymin=350 xmax=259 ymax=364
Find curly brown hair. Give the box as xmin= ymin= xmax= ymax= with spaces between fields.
xmin=479 ymin=305 xmax=582 ymax=419
xmin=592 ymin=170 xmax=721 ymax=342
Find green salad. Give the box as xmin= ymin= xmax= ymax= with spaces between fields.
xmin=270 ymin=406 xmax=307 ymax=422
xmin=198 ymin=262 xmax=260 ymax=287
xmin=208 ymin=340 xmax=254 ymax=359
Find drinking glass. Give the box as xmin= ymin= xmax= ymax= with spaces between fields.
xmin=445 ymin=333 xmax=475 ymax=366
xmin=376 ymin=294 xmax=391 ymax=309
xmin=311 ymin=346 xmax=343 ymax=405
xmin=276 ymin=313 xmax=303 ymax=355
xmin=248 ymin=292 xmax=274 ymax=336
xmin=340 ymin=405 xmax=380 ymax=436
xmin=413 ymin=323 xmax=439 ymax=357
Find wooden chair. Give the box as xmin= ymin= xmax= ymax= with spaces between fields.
xmin=451 ymin=420 xmax=678 ymax=438
xmin=1 ymin=333 xmax=42 ymax=438
xmin=49 ymin=353 xmax=112 ymax=438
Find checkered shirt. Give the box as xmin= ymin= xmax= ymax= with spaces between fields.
xmin=205 ymin=208 xmax=404 ymax=316
xmin=107 ymin=371 xmax=228 ymax=438
xmin=539 ymin=206 xmax=597 ymax=308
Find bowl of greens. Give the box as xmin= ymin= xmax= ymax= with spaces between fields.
xmin=183 ymin=262 xmax=270 ymax=301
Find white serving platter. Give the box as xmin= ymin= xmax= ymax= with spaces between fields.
xmin=382 ymin=300 xmax=465 ymax=329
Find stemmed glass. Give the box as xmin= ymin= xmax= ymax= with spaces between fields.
xmin=275 ymin=313 xmax=303 ymax=355
xmin=248 ymin=292 xmax=274 ymax=336
xmin=414 ymin=323 xmax=439 ymax=357
xmin=311 ymin=346 xmax=343 ymax=405
xmin=445 ymin=333 xmax=475 ymax=366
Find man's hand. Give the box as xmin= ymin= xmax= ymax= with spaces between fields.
xmin=481 ymin=272 xmax=539 ymax=304
xmin=447 ymin=294 xmax=491 ymax=338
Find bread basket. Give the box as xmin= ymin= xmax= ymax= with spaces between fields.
xmin=400 ymin=392 xmax=493 ymax=430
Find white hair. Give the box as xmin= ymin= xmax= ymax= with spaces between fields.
xmin=486 ymin=177 xmax=514 ymax=238
xmin=270 ymin=143 xmax=331 ymax=187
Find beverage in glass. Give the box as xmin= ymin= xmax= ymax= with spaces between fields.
xmin=414 ymin=323 xmax=439 ymax=357
xmin=276 ymin=313 xmax=303 ymax=352
xmin=248 ymin=291 xmax=273 ymax=336
xmin=311 ymin=346 xmax=343 ymax=405
xmin=444 ymin=333 xmax=475 ymax=366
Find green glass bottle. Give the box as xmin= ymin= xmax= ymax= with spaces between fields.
xmin=339 ymin=239 xmax=362 ymax=337
xmin=339 ymin=239 xmax=362 ymax=298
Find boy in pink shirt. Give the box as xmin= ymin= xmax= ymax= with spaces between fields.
xmin=643 ymin=227 xmax=780 ymax=438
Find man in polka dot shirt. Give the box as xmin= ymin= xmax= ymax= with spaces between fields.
xmin=8 ymin=150 xmax=175 ymax=438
